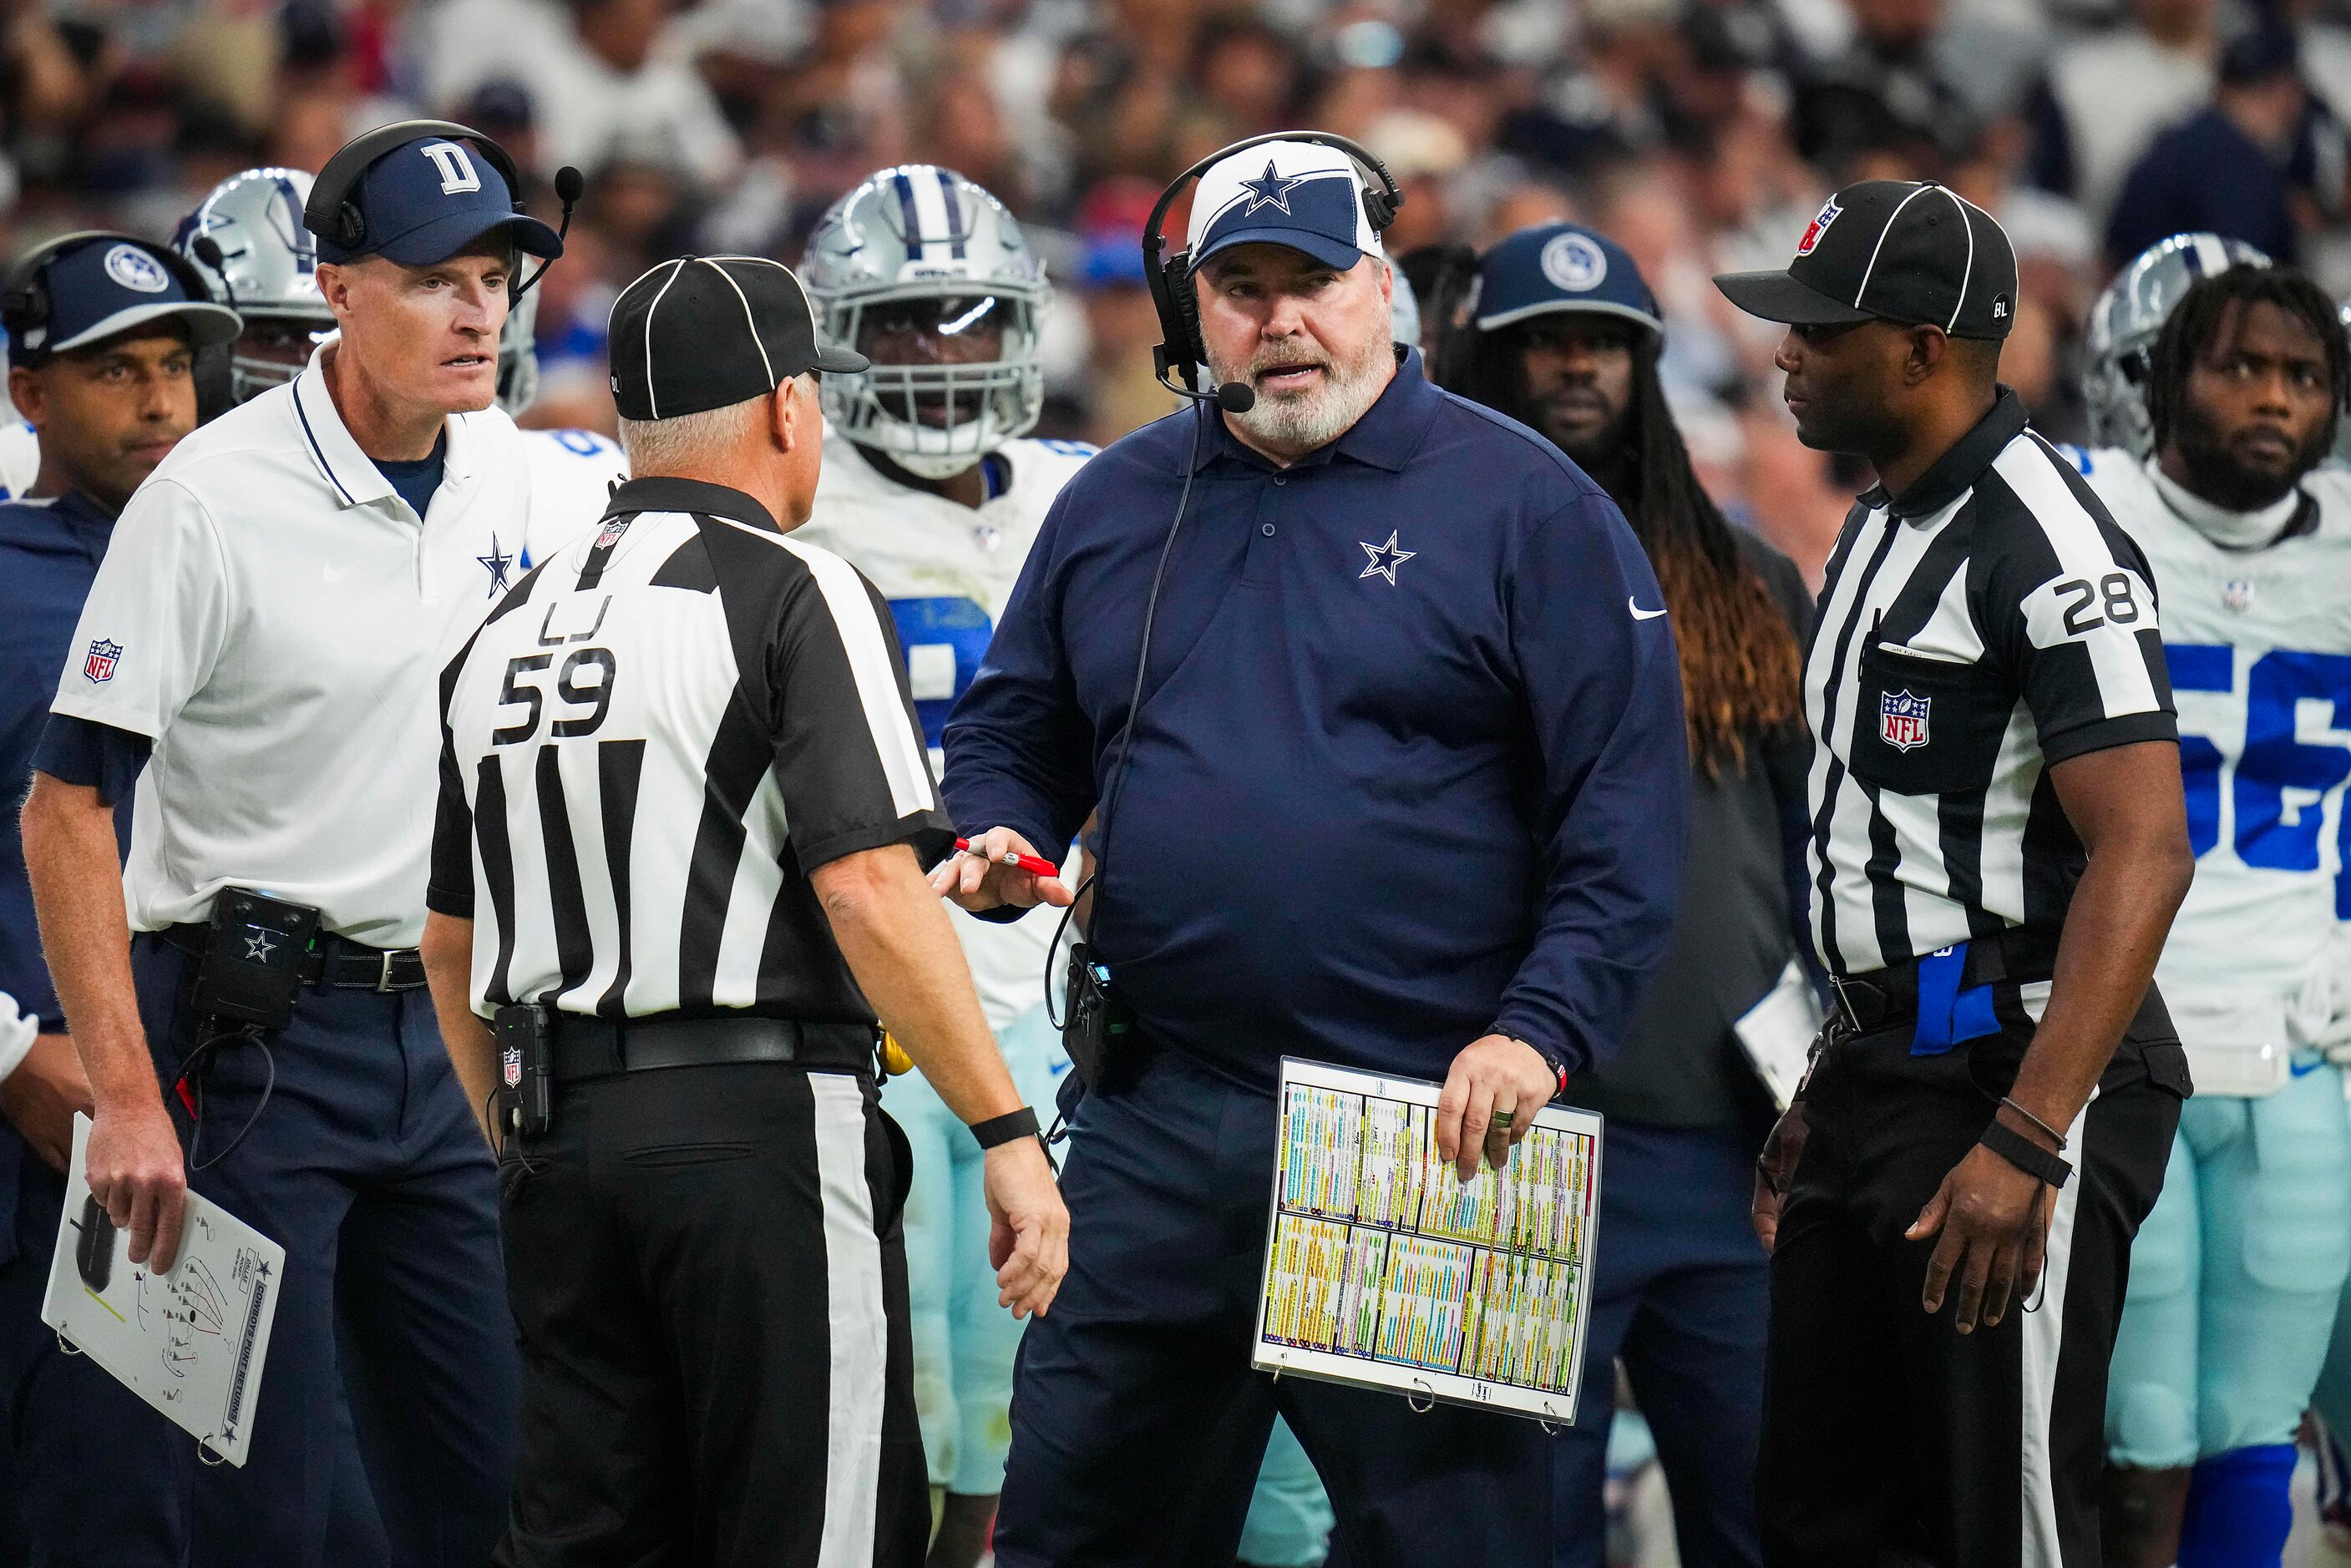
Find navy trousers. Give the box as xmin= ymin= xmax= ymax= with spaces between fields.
xmin=1549 ymin=1120 xmax=1770 ymax=1568
xmin=994 ymin=1049 xmax=1551 ymax=1568
xmin=112 ymin=932 xmax=518 ymax=1567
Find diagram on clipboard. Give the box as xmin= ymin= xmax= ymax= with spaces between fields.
xmin=40 ymin=1114 xmax=284 ymax=1466
xmin=1252 ymin=1058 xmax=1604 ymax=1423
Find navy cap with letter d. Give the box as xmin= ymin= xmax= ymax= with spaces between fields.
xmin=312 ymin=135 xmax=562 ymax=267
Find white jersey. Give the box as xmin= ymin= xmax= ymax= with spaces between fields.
xmin=517 ymin=426 xmax=629 ymax=567
xmin=793 ymin=433 xmax=1096 ymax=1031
xmin=53 ymin=339 xmax=580 ymax=948
xmin=0 ymin=420 xmax=36 ymax=500
xmin=2078 ymin=445 xmax=2351 ymax=1070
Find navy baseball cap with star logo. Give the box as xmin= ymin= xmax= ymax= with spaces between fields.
xmin=314 ymin=135 xmax=562 ymax=267
xmin=4 ymin=234 xmax=241 ymax=366
xmin=1187 ymin=139 xmax=1385 ymax=272
xmin=1715 ymin=180 xmax=2016 ymax=341
xmin=1473 ymin=222 xmax=1662 ymax=338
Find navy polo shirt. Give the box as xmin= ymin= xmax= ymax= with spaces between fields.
xmin=1 ymin=490 xmax=134 ymax=1032
xmin=944 ymin=350 xmax=1690 ymax=1088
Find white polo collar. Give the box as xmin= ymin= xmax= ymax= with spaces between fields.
xmin=290 ymin=336 xmax=486 ymax=512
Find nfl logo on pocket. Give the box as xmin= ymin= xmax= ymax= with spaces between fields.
xmin=1880 ymin=689 xmax=1930 ymax=752
xmin=502 ymin=1044 xmax=523 ymax=1089
xmin=84 ymin=638 xmax=122 ymax=684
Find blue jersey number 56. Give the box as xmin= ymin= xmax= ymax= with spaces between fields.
xmin=2169 ymin=643 xmax=2351 ymax=914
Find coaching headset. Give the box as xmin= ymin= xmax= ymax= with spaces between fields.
xmin=1045 ymin=133 xmax=1405 ymax=1094
xmin=301 ymin=118 xmax=585 ymax=302
xmin=1142 ymin=129 xmax=1404 ymax=412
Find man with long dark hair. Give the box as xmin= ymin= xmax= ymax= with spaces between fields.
xmin=1435 ymin=221 xmax=1810 ymax=1568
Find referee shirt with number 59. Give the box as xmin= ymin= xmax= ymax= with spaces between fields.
xmin=428 ymin=475 xmax=950 ymax=1024
xmin=1806 ymin=387 xmax=2176 ymax=981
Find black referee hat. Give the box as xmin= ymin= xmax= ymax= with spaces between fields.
xmin=609 ymin=255 xmax=868 ymax=422
xmin=1715 ymin=180 xmax=2017 ymax=341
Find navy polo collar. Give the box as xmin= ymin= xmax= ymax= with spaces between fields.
xmin=1858 ymin=385 xmax=2029 ymax=521
xmin=1190 ymin=345 xmax=1442 ymax=474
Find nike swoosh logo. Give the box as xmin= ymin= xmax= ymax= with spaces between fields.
xmin=1629 ymin=598 xmax=1668 ymax=620
xmin=323 ymin=564 xmax=356 ymax=583
xmin=2293 ymin=1057 xmax=2325 ymax=1077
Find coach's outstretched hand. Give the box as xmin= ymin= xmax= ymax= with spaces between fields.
xmin=930 ymin=826 xmax=1074 ymax=914
xmin=984 ymin=1136 xmax=1069 ymax=1319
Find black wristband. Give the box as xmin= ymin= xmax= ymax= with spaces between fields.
xmin=970 ymin=1107 xmax=1041 ymax=1151
xmin=1979 ymin=1117 xmax=2072 ymax=1190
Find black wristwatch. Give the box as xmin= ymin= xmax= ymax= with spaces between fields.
xmin=1495 ymin=1030 xmax=1571 ymax=1104
xmin=969 ymin=1106 xmax=1041 ymax=1151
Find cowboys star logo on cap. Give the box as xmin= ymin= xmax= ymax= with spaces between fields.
xmin=1188 ymin=139 xmax=1384 ymax=274
xmin=1540 ymin=231 xmax=1609 ymax=292
xmin=104 ymin=244 xmax=170 ymax=292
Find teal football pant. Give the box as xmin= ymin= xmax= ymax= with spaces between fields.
xmin=1238 ymin=1417 xmax=1335 ymax=1567
xmin=2105 ymin=1060 xmax=2351 ymax=1466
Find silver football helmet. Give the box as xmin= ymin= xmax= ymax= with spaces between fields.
xmin=2085 ymin=232 xmax=2272 ymax=458
xmin=800 ymin=165 xmax=1046 ymax=479
xmin=497 ymin=284 xmax=539 ymax=417
xmin=178 ymin=168 xmax=334 ymax=404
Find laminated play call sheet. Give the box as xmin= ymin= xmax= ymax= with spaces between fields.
xmin=1251 ymin=1057 xmax=1604 ymax=1422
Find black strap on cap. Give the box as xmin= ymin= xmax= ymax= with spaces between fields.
xmin=970 ymin=1106 xmax=1041 ymax=1151
xmin=1979 ymin=1117 xmax=2072 ymax=1190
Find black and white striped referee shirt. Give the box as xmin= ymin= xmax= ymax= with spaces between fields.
xmin=1806 ymin=388 xmax=2176 ymax=979
xmin=428 ymin=476 xmax=950 ymax=1021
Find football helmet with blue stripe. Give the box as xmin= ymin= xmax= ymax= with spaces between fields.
xmin=2085 ymin=231 xmax=2272 ymax=458
xmin=801 ymin=164 xmax=1046 ymax=479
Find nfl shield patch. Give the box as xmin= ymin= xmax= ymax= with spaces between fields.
xmin=1796 ymin=197 xmax=1842 ymax=257
xmin=83 ymin=638 xmax=122 ymax=684
xmin=1880 ymin=689 xmax=1930 ymax=752
xmin=595 ymin=518 xmax=630 ymax=550
xmin=502 ymin=1044 xmax=523 ymax=1089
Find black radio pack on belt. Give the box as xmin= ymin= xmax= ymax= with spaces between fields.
xmin=1059 ymin=942 xmax=1135 ymax=1093
xmin=190 ymin=890 xmax=321 ymax=1030
xmin=494 ymin=1004 xmax=556 ymax=1139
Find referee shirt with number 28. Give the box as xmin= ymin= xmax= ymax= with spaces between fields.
xmin=1806 ymin=388 xmax=2176 ymax=981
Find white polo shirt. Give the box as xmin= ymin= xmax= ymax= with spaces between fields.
xmin=51 ymin=338 xmax=566 ymax=948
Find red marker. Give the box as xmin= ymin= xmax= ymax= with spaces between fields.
xmin=955 ymin=838 xmax=1061 ymax=879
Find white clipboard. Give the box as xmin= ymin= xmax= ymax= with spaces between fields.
xmin=1735 ymin=959 xmax=1825 ymax=1112
xmin=40 ymin=1114 xmax=285 ymax=1466
xmin=1249 ymin=1057 xmax=1604 ymax=1424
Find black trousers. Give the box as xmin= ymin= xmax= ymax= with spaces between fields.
xmin=494 ymin=1060 xmax=929 ymax=1568
xmin=1759 ymin=990 xmax=2188 ymax=1568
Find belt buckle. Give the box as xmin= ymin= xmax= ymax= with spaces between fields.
xmin=375 ymin=950 xmax=399 ymax=994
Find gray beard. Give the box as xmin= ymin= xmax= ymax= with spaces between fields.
xmin=1208 ymin=332 xmax=1393 ymax=453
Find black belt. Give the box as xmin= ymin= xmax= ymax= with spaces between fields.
xmin=161 ymin=925 xmax=427 ymax=992
xmin=1828 ymin=925 xmax=2063 ymax=1035
xmin=543 ymin=1013 xmax=878 ymax=1086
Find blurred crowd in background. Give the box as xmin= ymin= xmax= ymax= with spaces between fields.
xmin=6 ymin=0 xmax=2351 ymax=581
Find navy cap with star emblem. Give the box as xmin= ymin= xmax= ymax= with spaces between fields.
xmin=1473 ymin=222 xmax=1662 ymax=338
xmin=1187 ymin=139 xmax=1386 ymax=272
xmin=3 ymin=234 xmax=241 ymax=366
xmin=1715 ymin=180 xmax=2017 ymax=341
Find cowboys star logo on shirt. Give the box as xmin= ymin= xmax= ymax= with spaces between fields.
xmin=84 ymin=638 xmax=122 ymax=683
xmin=1796 ymin=196 xmax=1842 ymax=257
xmin=503 ymin=1044 xmax=524 ymax=1090
xmin=1879 ymin=688 xmax=1931 ymax=752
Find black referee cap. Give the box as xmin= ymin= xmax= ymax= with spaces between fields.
xmin=609 ymin=255 xmax=868 ymax=422
xmin=1715 ymin=180 xmax=2017 ymax=341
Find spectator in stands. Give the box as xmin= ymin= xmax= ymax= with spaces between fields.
xmin=2107 ymin=25 xmax=2313 ymax=267
xmin=2035 ymin=0 xmax=2219 ymax=225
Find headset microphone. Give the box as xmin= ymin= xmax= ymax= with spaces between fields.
xmin=1150 ymin=346 xmax=1256 ymax=412
xmin=190 ymin=235 xmax=236 ymax=307
xmin=512 ymin=165 xmax=585 ymax=304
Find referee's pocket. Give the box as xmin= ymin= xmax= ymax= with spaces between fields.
xmin=877 ymin=1108 xmax=915 ymax=1234
xmin=1849 ymin=642 xmax=2009 ymax=796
